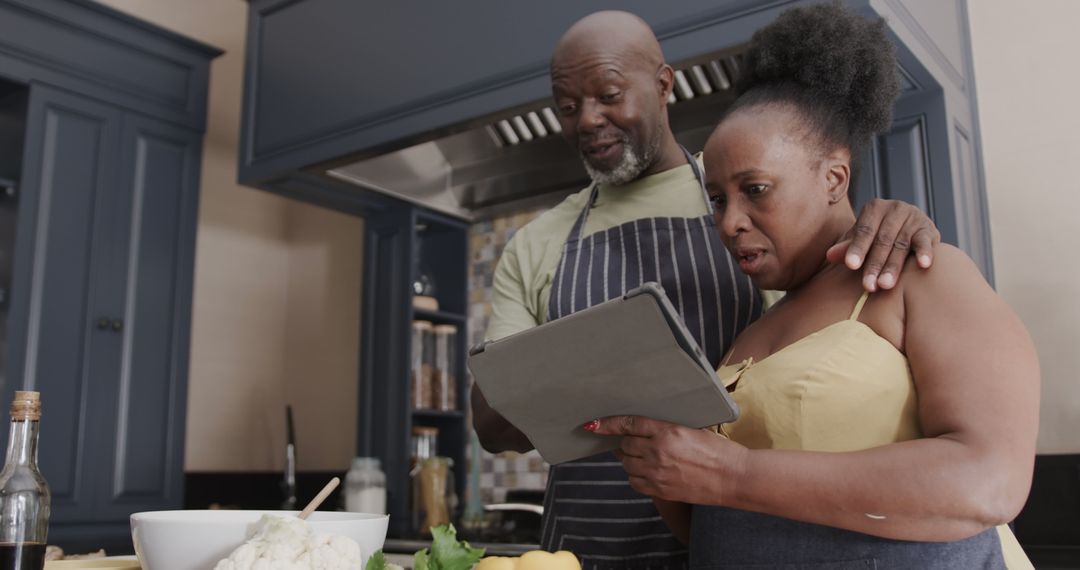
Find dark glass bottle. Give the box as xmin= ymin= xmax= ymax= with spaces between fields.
xmin=0 ymin=391 xmax=49 ymax=570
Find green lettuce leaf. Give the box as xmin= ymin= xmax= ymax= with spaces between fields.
xmin=366 ymin=550 xmax=387 ymax=570
xmin=413 ymin=524 xmax=485 ymax=570
xmin=413 ymin=548 xmax=430 ymax=570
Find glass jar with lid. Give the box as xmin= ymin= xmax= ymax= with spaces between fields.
xmin=410 ymin=426 xmax=439 ymax=531
xmin=417 ymin=456 xmax=453 ymax=536
xmin=410 ymin=321 xmax=434 ymax=409
xmin=432 ymin=324 xmax=458 ymax=411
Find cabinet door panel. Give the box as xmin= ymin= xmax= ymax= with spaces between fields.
xmin=4 ymin=85 xmax=122 ymax=522
xmin=854 ymin=94 xmax=934 ymax=215
xmin=94 ymin=113 xmax=199 ymax=517
xmin=853 ymin=90 xmax=965 ymax=247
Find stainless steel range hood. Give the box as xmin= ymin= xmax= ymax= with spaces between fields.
xmin=325 ymin=51 xmax=745 ymax=221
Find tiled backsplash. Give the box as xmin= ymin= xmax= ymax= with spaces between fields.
xmin=467 ymin=206 xmax=551 ymax=504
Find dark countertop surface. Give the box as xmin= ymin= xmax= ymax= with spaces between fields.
xmin=383 ymin=538 xmax=539 ymax=557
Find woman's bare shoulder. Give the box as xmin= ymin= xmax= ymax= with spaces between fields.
xmin=898 ymin=243 xmax=991 ymax=297
xmin=898 ymin=241 xmax=1023 ymax=338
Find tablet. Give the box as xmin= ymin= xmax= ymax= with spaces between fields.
xmin=468 ymin=282 xmax=739 ymax=464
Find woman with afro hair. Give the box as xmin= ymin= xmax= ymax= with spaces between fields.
xmin=588 ymin=3 xmax=1037 ymax=568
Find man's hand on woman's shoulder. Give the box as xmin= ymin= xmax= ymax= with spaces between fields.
xmin=826 ymin=199 xmax=941 ymax=292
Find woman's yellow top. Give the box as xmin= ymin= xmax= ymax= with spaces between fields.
xmin=717 ymin=291 xmax=1032 ymax=569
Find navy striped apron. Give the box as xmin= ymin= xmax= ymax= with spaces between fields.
xmin=689 ymin=507 xmax=1008 ymax=569
xmin=540 ymin=148 xmax=762 ymax=569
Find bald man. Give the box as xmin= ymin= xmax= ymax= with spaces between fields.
xmin=471 ymin=11 xmax=940 ymax=568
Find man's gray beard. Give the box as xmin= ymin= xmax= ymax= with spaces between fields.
xmin=582 ymin=135 xmax=661 ymax=187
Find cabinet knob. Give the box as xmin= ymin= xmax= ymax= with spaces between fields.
xmin=97 ymin=318 xmax=110 ymax=330
xmin=111 ymin=319 xmax=123 ymax=332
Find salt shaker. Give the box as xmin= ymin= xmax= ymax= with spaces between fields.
xmin=344 ymin=457 xmax=386 ymax=515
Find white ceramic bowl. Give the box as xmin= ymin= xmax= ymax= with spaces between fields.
xmin=130 ymin=510 xmax=389 ymax=570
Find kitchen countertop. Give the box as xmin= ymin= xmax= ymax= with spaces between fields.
xmin=383 ymin=538 xmax=539 ymax=557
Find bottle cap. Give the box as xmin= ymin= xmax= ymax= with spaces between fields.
xmin=352 ymin=457 xmax=382 ymax=469
xmin=11 ymin=391 xmax=41 ymax=421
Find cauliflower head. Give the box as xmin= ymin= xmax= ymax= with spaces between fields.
xmin=214 ymin=515 xmax=362 ymax=570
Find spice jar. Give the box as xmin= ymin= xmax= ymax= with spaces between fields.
xmin=417 ymin=456 xmax=452 ymax=535
xmin=410 ymin=427 xmax=439 ymax=531
xmin=432 ymin=324 xmax=458 ymax=411
xmin=411 ymin=321 xmax=434 ymax=409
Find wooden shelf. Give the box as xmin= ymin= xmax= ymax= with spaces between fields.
xmin=413 ymin=307 xmax=467 ymax=326
xmin=412 ymin=408 xmax=465 ymax=420
xmin=361 ymin=203 xmax=470 ymax=537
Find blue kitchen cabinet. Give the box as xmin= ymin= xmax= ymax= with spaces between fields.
xmin=10 ymin=85 xmax=125 ymax=526
xmin=4 ymin=84 xmax=204 ymax=553
xmin=0 ymin=0 xmax=219 ymax=552
xmin=90 ymin=109 xmax=202 ymax=523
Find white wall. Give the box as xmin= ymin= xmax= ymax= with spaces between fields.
xmin=969 ymin=1 xmax=1080 ymax=453
xmin=94 ymin=0 xmax=364 ymax=471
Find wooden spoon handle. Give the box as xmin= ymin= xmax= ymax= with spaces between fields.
xmin=299 ymin=477 xmax=340 ymax=520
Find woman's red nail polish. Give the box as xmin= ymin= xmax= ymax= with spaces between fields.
xmin=583 ymin=420 xmax=599 ymax=432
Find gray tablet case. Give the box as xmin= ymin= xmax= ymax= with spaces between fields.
xmin=468 ymin=282 xmax=739 ymax=465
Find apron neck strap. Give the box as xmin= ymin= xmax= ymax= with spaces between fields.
xmin=679 ymin=145 xmax=713 ymax=213
xmin=569 ymin=145 xmax=710 ymax=244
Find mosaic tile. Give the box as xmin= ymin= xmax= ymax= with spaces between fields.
xmin=467 ymin=204 xmax=553 ymax=504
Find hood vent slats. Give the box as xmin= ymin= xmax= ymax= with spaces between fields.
xmin=326 ymin=50 xmax=747 ymax=220
xmin=488 ymin=55 xmax=742 ymax=148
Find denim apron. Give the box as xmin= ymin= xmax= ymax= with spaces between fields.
xmin=689 ymin=507 xmax=1008 ymax=569
xmin=539 ymin=148 xmax=762 ymax=569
